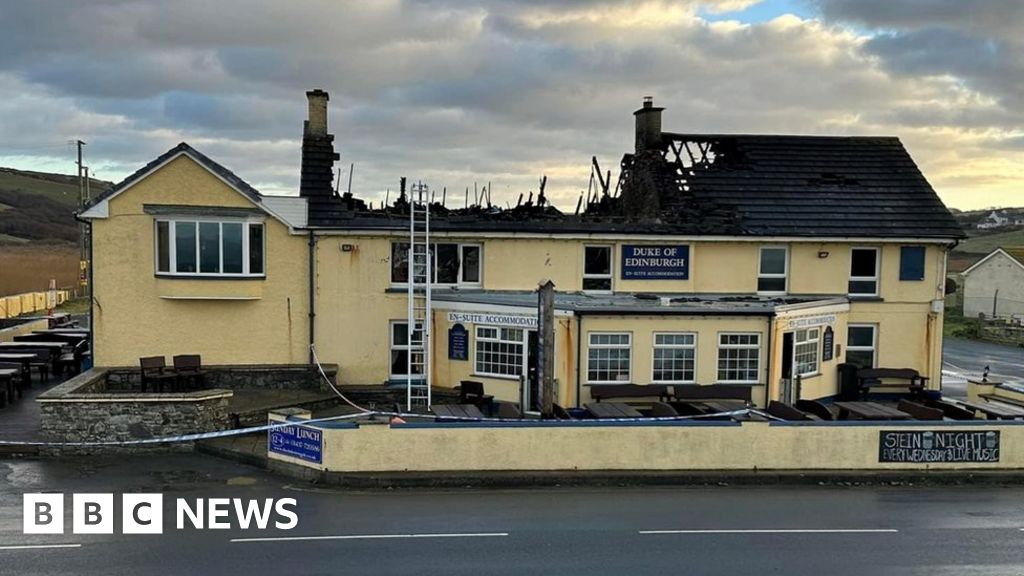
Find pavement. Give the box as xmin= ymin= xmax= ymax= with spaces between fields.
xmin=2 ymin=454 xmax=1024 ymax=575
xmin=942 ymin=337 xmax=1024 ymax=398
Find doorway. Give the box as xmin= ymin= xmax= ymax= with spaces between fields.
xmin=780 ymin=332 xmax=794 ymax=403
xmin=523 ymin=330 xmax=539 ymax=413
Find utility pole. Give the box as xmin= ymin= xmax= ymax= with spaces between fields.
xmin=993 ymin=289 xmax=999 ymax=318
xmin=537 ymin=280 xmax=556 ymax=419
xmin=76 ymin=140 xmax=88 ymax=295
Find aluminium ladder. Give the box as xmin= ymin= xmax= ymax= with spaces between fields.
xmin=406 ymin=182 xmax=432 ymax=410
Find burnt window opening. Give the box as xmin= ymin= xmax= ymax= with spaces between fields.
xmin=390 ymin=241 xmax=481 ymax=285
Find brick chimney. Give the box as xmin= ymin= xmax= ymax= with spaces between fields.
xmin=300 ymin=89 xmax=339 ymax=202
xmin=634 ymin=96 xmax=664 ymax=153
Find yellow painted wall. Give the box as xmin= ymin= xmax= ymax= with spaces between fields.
xmin=270 ymin=419 xmax=1022 ymax=473
xmin=92 ymin=155 xmax=309 ymax=366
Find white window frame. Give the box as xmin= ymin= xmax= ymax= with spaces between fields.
xmin=586 ymin=332 xmax=632 ymax=384
xmin=582 ymin=245 xmax=613 ymax=293
xmin=757 ymin=245 xmax=788 ymax=295
xmin=849 ymin=247 xmax=880 ymax=297
xmin=473 ymin=325 xmax=527 ymax=379
xmin=389 ymin=320 xmax=425 ymax=381
xmin=716 ymin=332 xmax=761 ymax=384
xmin=792 ymin=327 xmax=820 ymax=377
xmin=651 ymin=332 xmax=697 ymax=384
xmin=846 ymin=324 xmax=877 ymax=369
xmin=155 ymin=217 xmax=265 ymax=278
xmin=390 ymin=241 xmax=482 ymax=287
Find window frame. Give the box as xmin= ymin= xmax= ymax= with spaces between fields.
xmin=582 ymin=245 xmax=613 ymax=293
xmin=716 ymin=332 xmax=761 ymax=384
xmin=757 ymin=245 xmax=789 ymax=295
xmin=848 ymin=246 xmax=880 ymax=297
xmin=389 ymin=241 xmax=482 ymax=287
xmin=792 ymin=327 xmax=821 ymax=378
xmin=389 ymin=320 xmax=425 ymax=381
xmin=651 ymin=332 xmax=697 ymax=384
xmin=846 ymin=324 xmax=877 ymax=369
xmin=154 ymin=217 xmax=265 ymax=278
xmin=473 ymin=325 xmax=527 ymax=380
xmin=586 ymin=331 xmax=632 ymax=384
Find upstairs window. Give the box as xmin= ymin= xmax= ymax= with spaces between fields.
xmin=391 ymin=242 xmax=481 ymax=286
xmin=583 ymin=245 xmax=612 ymax=292
xmin=155 ymin=219 xmax=264 ymax=277
xmin=899 ymin=246 xmax=925 ymax=281
xmin=757 ymin=246 xmax=788 ymax=293
xmin=848 ymin=247 xmax=879 ymax=296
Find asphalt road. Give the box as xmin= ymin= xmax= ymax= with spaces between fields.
xmin=943 ymin=337 xmax=1024 ymax=397
xmin=2 ymin=454 xmax=1024 ymax=575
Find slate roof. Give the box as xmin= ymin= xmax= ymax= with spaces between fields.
xmin=80 ymin=142 xmax=261 ymax=214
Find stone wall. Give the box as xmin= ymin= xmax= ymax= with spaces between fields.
xmin=104 ymin=364 xmax=335 ymax=392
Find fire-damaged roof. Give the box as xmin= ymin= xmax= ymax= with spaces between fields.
xmin=301 ymin=98 xmax=964 ymax=240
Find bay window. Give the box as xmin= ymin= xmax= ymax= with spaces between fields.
xmin=155 ymin=219 xmax=264 ymax=277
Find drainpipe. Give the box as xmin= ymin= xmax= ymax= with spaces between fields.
xmin=74 ymin=212 xmax=95 ymax=364
xmin=307 ymin=231 xmax=316 ymax=364
xmin=575 ymin=313 xmax=583 ymax=409
xmin=764 ymin=313 xmax=774 ymax=408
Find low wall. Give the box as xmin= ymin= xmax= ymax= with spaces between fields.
xmin=103 ymin=363 xmax=336 ymax=392
xmin=0 ymin=317 xmax=49 ymax=342
xmin=37 ymin=369 xmax=232 ymax=454
xmin=268 ymin=416 xmax=1024 ymax=474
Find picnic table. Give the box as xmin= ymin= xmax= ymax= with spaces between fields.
xmin=33 ymin=329 xmax=89 ymax=335
xmin=0 ymin=341 xmax=68 ymax=352
xmin=697 ymin=400 xmax=748 ymax=414
xmin=957 ymin=399 xmax=1024 ymax=420
xmin=432 ymin=404 xmax=486 ymax=421
xmin=584 ymin=402 xmax=645 ymax=419
xmin=833 ymin=401 xmax=912 ymax=421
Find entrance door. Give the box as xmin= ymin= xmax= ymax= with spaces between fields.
xmin=780 ymin=332 xmax=794 ymax=403
xmin=524 ymin=330 xmax=539 ymax=412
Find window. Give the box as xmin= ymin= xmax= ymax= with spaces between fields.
xmin=583 ymin=245 xmax=612 ymax=291
xmin=846 ymin=324 xmax=876 ymax=369
xmin=390 ymin=242 xmax=481 ymax=285
xmin=390 ymin=321 xmax=424 ymax=379
xmin=793 ymin=328 xmax=820 ymax=377
xmin=652 ymin=333 xmax=696 ymax=383
xmin=758 ymin=246 xmax=788 ymax=293
xmin=155 ymin=219 xmax=264 ymax=277
xmin=717 ymin=333 xmax=760 ymax=383
xmin=899 ymin=246 xmax=925 ymax=281
xmin=587 ymin=333 xmax=631 ymax=383
xmin=849 ymin=247 xmax=879 ymax=296
xmin=475 ymin=326 xmax=525 ymax=378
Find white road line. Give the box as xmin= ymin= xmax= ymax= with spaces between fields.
xmin=639 ymin=529 xmax=899 ymax=535
xmin=0 ymin=544 xmax=82 ymax=551
xmin=230 ymin=532 xmax=510 ymax=543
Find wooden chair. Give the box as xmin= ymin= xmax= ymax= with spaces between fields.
xmin=172 ymin=354 xmax=207 ymax=391
xmin=139 ymin=356 xmax=177 ymax=393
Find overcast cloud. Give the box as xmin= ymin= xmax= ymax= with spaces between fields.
xmin=0 ymin=0 xmax=1020 ymax=210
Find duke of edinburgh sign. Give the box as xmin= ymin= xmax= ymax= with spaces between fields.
xmin=621 ymin=245 xmax=689 ymax=280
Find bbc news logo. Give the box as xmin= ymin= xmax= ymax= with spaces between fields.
xmin=24 ymin=494 xmax=298 ymax=534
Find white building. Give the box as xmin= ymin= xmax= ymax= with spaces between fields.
xmin=961 ymin=247 xmax=1024 ymax=319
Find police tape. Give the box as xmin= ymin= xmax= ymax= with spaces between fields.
xmin=0 ymin=408 xmax=778 ymax=447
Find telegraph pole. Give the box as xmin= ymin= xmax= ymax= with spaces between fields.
xmin=537 ymin=280 xmax=556 ymax=418
xmin=75 ymin=140 xmax=88 ymax=295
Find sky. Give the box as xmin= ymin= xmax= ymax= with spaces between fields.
xmin=0 ymin=0 xmax=1021 ymax=211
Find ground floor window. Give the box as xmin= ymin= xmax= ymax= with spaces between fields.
xmin=652 ymin=333 xmax=696 ymax=383
xmin=793 ymin=327 xmax=820 ymax=376
xmin=475 ymin=326 xmax=525 ymax=378
xmin=390 ymin=321 xmax=424 ymax=379
xmin=846 ymin=324 xmax=877 ymax=369
xmin=717 ymin=333 xmax=760 ymax=383
xmin=587 ymin=332 xmax=631 ymax=383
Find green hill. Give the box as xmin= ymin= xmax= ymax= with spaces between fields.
xmin=0 ymin=167 xmax=111 ymax=244
xmin=954 ymin=229 xmax=1024 ymax=256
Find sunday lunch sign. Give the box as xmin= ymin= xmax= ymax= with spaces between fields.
xmin=620 ymin=245 xmax=690 ymax=280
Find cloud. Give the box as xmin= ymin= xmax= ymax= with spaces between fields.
xmin=0 ymin=0 xmax=1020 ymax=210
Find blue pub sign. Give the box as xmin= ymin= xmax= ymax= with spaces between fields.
xmin=621 ymin=245 xmax=690 ymax=280
xmin=269 ymin=424 xmax=323 ymax=464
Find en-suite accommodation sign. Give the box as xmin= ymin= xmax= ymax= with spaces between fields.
xmin=620 ymin=245 xmax=689 ymax=280
xmin=879 ymin=430 xmax=999 ymax=463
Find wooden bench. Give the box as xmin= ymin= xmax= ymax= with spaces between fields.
xmin=924 ymin=399 xmax=976 ymax=421
xmin=958 ymin=399 xmax=1024 ymax=420
xmin=979 ymin=394 xmax=1024 ymax=409
xmin=588 ymin=384 xmax=671 ymax=403
xmin=767 ymin=400 xmax=819 ymax=421
xmin=673 ymin=384 xmax=752 ymax=402
xmin=896 ymin=400 xmax=944 ymax=421
xmin=795 ymin=399 xmax=834 ymax=421
xmin=857 ymin=368 xmax=927 ymax=400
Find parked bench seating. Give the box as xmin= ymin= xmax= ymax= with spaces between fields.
xmin=979 ymin=393 xmax=1024 ymax=409
xmin=795 ymin=399 xmax=834 ymax=421
xmin=896 ymin=400 xmax=944 ymax=421
xmin=588 ymin=384 xmax=671 ymax=403
xmin=173 ymin=354 xmax=207 ymax=391
xmin=767 ymin=400 xmax=819 ymax=421
xmin=673 ymin=384 xmax=752 ymax=403
xmin=650 ymin=402 xmax=679 ymax=417
xmin=857 ymin=368 xmax=927 ymax=399
xmin=140 ymin=356 xmax=177 ymax=393
xmin=458 ymin=380 xmax=495 ymax=415
xmin=924 ymin=399 xmax=977 ymax=421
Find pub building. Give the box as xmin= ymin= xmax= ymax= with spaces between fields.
xmin=79 ymin=91 xmax=964 ymax=411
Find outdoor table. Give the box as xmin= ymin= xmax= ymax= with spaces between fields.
xmin=833 ymin=401 xmax=912 ymax=421
xmin=432 ymin=404 xmax=486 ymax=421
xmin=0 ymin=353 xmax=36 ymax=378
xmin=0 ymin=368 xmax=20 ymax=404
xmin=957 ymin=399 xmax=1024 ymax=420
xmin=0 ymin=341 xmax=68 ymax=352
xmin=584 ymin=402 xmax=644 ymax=419
xmin=18 ymin=333 xmax=86 ymax=346
xmin=33 ymin=329 xmax=89 ymax=335
xmin=698 ymin=400 xmax=748 ymax=414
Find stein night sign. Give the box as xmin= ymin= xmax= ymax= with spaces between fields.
xmin=621 ymin=245 xmax=690 ymax=280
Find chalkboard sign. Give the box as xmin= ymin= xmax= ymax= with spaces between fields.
xmin=448 ymin=323 xmax=468 ymax=361
xmin=879 ymin=430 xmax=999 ymax=463
xmin=822 ymin=326 xmax=834 ymax=362
xmin=621 ymin=245 xmax=689 ymax=280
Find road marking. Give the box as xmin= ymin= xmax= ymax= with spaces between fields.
xmin=639 ymin=529 xmax=899 ymax=535
xmin=0 ymin=544 xmax=82 ymax=551
xmin=231 ymin=532 xmax=509 ymax=543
